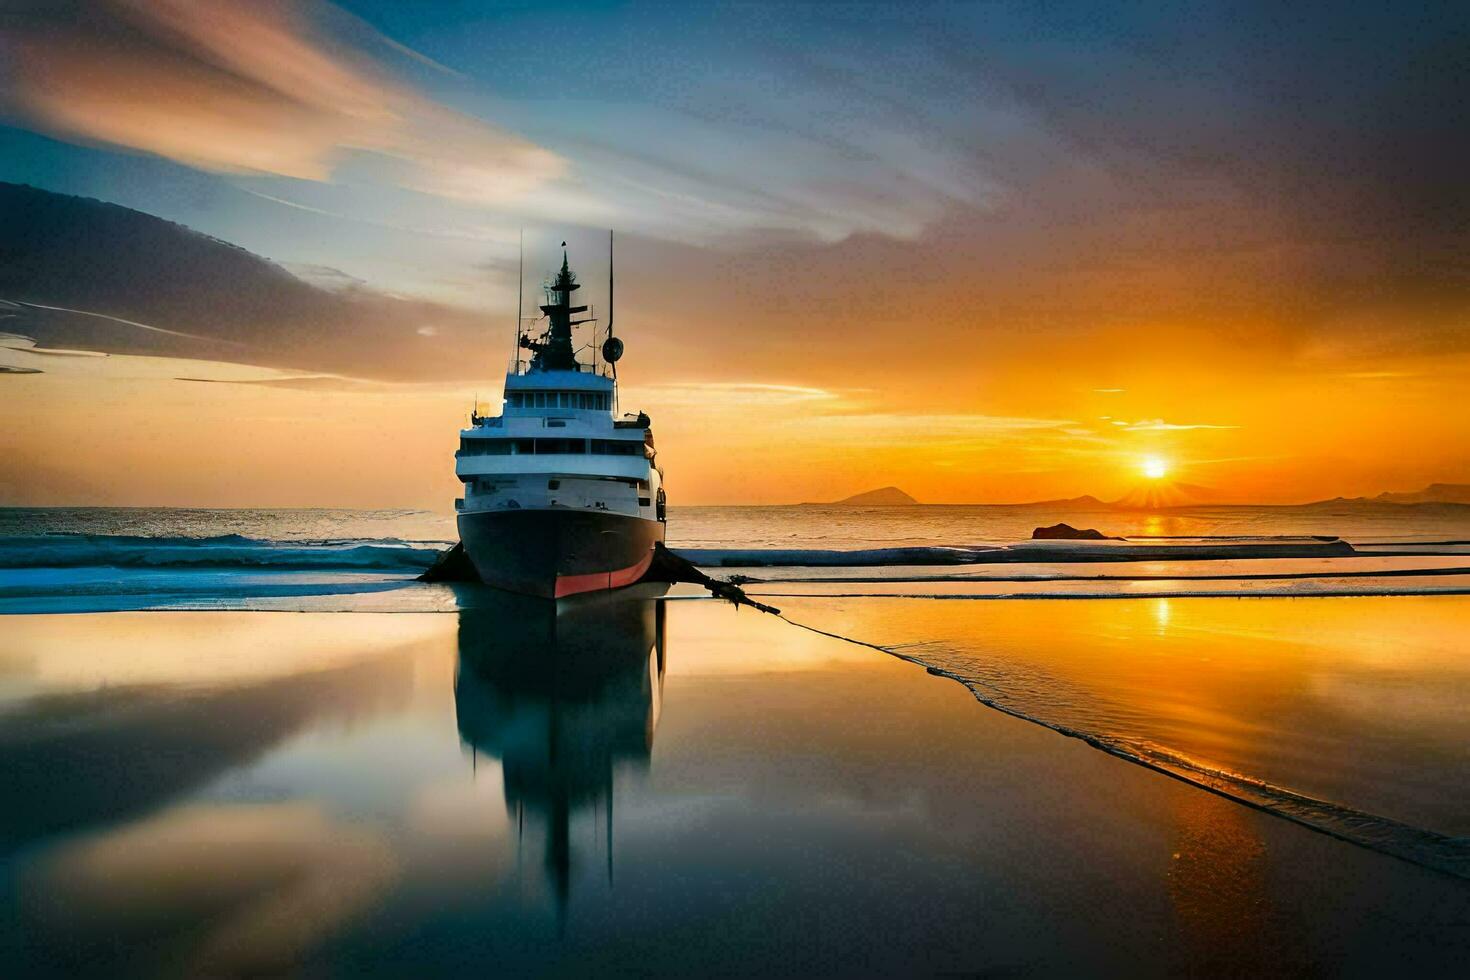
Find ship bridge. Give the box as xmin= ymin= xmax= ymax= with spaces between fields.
xmin=502 ymin=370 xmax=614 ymax=412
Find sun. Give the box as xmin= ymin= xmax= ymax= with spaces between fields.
xmin=1141 ymin=456 xmax=1169 ymax=479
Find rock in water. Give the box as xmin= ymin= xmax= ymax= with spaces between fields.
xmin=1032 ymin=523 xmax=1119 ymax=540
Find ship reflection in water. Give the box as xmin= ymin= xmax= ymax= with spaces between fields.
xmin=454 ymin=589 xmax=666 ymax=921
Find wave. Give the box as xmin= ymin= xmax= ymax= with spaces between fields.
xmin=679 ymin=537 xmax=1360 ymax=567
xmin=0 ymin=533 xmax=442 ymax=572
xmin=3 ymin=533 xmax=1456 ymax=577
xmin=750 ymin=585 xmax=1470 ymax=600
xmin=783 ymin=618 xmax=1470 ymax=880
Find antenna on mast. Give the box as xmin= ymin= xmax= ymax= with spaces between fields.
xmin=513 ymin=229 xmax=524 ymax=371
xmin=600 ymin=230 xmax=624 ymax=413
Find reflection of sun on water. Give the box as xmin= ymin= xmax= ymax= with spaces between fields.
xmin=1153 ymin=598 xmax=1171 ymax=633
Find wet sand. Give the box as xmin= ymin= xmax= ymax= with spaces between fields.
xmin=3 ymin=599 xmax=1468 ymax=977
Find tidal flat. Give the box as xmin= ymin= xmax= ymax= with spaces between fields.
xmin=3 ymin=596 xmax=1469 ymax=977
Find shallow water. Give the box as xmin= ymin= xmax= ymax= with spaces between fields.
xmin=776 ymin=595 xmax=1470 ymax=865
xmin=3 ymin=599 xmax=1468 ymax=977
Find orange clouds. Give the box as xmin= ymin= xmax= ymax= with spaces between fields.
xmin=2 ymin=0 xmax=563 ymax=201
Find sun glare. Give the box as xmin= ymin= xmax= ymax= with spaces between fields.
xmin=1142 ymin=456 xmax=1168 ymax=479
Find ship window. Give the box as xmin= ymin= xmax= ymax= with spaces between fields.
xmin=460 ymin=439 xmax=528 ymax=455
xmin=535 ymin=438 xmax=586 ymax=454
xmin=591 ymin=439 xmax=641 ymax=456
xmin=638 ymin=497 xmax=651 ymax=507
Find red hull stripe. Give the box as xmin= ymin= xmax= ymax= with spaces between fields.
xmin=553 ymin=549 xmax=656 ymax=599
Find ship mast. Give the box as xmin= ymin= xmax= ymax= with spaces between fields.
xmin=520 ymin=247 xmax=589 ymax=372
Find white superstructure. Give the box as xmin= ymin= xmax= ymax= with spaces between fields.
xmin=455 ymin=369 xmax=663 ymax=520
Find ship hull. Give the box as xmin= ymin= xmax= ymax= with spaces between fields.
xmin=457 ymin=508 xmax=665 ymax=599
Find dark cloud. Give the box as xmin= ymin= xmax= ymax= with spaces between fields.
xmin=0 ymin=181 xmax=493 ymax=378
xmin=932 ymin=2 xmax=1470 ymax=324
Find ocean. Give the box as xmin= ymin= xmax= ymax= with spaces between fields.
xmin=5 ymin=501 xmax=1469 ymax=552
xmin=1 ymin=503 xmax=1466 ymax=614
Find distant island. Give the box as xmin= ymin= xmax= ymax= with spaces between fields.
xmin=821 ymin=487 xmax=920 ymax=506
xmin=1359 ymin=483 xmax=1470 ymax=506
xmin=797 ymin=482 xmax=1470 ymax=509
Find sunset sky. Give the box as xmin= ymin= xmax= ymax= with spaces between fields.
xmin=2 ymin=0 xmax=1467 ymax=507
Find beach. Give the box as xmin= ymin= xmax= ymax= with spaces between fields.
xmin=3 ymin=590 xmax=1469 ymax=977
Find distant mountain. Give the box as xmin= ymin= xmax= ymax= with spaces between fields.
xmin=0 ymin=182 xmax=482 ymax=378
xmin=826 ymin=486 xmax=919 ymax=506
xmin=1302 ymin=484 xmax=1470 ymax=507
xmin=1370 ymin=483 xmax=1470 ymax=505
xmin=1014 ymin=494 xmax=1109 ymax=509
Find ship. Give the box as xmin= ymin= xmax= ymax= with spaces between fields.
xmin=454 ymin=236 xmax=666 ymax=598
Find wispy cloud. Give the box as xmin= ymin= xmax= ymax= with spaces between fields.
xmin=2 ymin=0 xmax=563 ymax=204
xmin=1110 ymin=418 xmax=1240 ymax=431
xmin=774 ymin=412 xmax=1077 ymax=449
xmin=633 ymin=381 xmax=845 ymax=408
xmin=2 ymin=2 xmax=1003 ymax=249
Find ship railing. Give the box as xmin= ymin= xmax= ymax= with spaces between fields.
xmin=506 ymin=355 xmax=614 ymax=379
